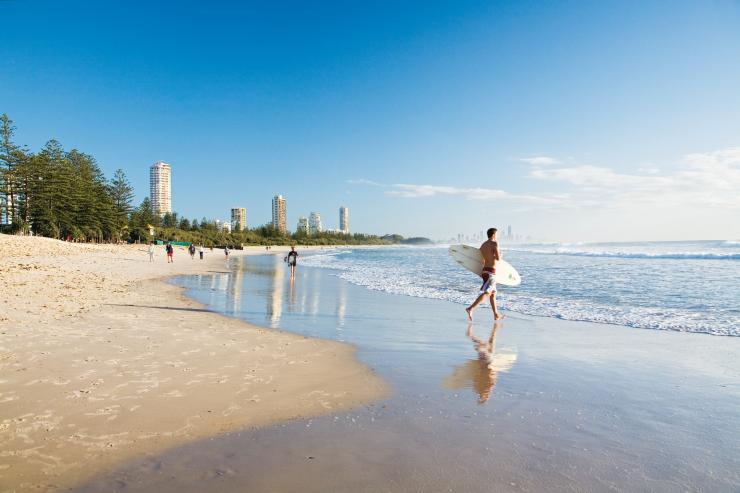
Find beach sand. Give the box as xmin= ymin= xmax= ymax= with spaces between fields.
xmin=0 ymin=235 xmax=386 ymax=492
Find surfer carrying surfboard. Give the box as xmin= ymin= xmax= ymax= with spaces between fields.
xmin=287 ymin=245 xmax=298 ymax=276
xmin=466 ymin=228 xmax=504 ymax=321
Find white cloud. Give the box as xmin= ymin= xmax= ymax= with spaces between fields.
xmin=365 ymin=182 xmax=577 ymax=208
xmin=387 ymin=184 xmax=508 ymax=200
xmin=346 ymin=147 xmax=740 ymax=213
xmin=346 ymin=178 xmax=383 ymax=186
xmin=637 ymin=166 xmax=660 ymax=175
xmin=520 ymin=155 xmax=561 ymax=166
xmin=529 ymin=147 xmax=740 ymax=208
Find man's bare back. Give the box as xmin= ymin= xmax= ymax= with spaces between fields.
xmin=480 ymin=239 xmax=500 ymax=270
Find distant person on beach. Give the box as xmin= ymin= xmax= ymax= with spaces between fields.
xmin=166 ymin=242 xmax=174 ymax=263
xmin=287 ymin=245 xmax=298 ymax=275
xmin=466 ymin=228 xmax=503 ymax=321
xmin=224 ymin=246 xmax=230 ymax=258
xmin=198 ymin=245 xmax=204 ymax=260
xmin=147 ymin=243 xmax=154 ymax=262
xmin=188 ymin=244 xmax=196 ymax=259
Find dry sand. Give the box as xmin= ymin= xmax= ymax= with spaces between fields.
xmin=0 ymin=235 xmax=387 ymax=492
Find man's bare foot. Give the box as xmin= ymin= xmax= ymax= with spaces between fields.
xmin=494 ymin=313 xmax=505 ymax=320
xmin=466 ymin=307 xmax=473 ymax=321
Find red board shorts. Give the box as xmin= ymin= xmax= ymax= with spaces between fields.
xmin=479 ymin=267 xmax=496 ymax=294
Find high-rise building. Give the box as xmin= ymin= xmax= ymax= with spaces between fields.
xmin=149 ymin=161 xmax=172 ymax=217
xmin=308 ymin=212 xmax=322 ymax=235
xmin=231 ymin=207 xmax=247 ymax=231
xmin=272 ymin=195 xmax=286 ymax=233
xmin=296 ymin=216 xmax=309 ymax=234
xmin=339 ymin=206 xmax=349 ymax=234
xmin=0 ymin=196 xmax=8 ymax=226
xmin=507 ymin=225 xmax=512 ymax=238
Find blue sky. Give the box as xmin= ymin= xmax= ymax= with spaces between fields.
xmin=2 ymin=0 xmax=739 ymax=241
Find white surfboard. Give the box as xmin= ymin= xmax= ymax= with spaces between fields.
xmin=448 ymin=244 xmax=521 ymax=286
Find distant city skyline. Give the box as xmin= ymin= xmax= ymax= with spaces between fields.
xmin=3 ymin=2 xmax=739 ymax=241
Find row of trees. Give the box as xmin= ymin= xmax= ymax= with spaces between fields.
xmin=0 ymin=114 xmax=397 ymax=246
xmin=0 ymin=115 xmax=134 ymax=241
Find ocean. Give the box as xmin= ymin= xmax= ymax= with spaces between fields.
xmin=300 ymin=240 xmax=740 ymax=337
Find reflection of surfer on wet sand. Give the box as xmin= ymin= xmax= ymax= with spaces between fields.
xmin=443 ymin=322 xmax=517 ymax=404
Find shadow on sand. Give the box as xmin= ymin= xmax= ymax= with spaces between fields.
xmin=105 ymin=303 xmax=214 ymax=313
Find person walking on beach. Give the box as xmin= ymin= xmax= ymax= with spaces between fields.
xmin=287 ymin=245 xmax=298 ymax=276
xmin=166 ymin=242 xmax=174 ymax=263
xmin=188 ymin=243 xmax=196 ymax=259
xmin=224 ymin=246 xmax=230 ymax=258
xmin=147 ymin=243 xmax=154 ymax=262
xmin=198 ymin=245 xmax=204 ymax=260
xmin=466 ymin=228 xmax=504 ymax=321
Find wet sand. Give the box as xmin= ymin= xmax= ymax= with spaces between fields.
xmin=0 ymin=235 xmax=386 ymax=492
xmin=72 ymin=254 xmax=740 ymax=492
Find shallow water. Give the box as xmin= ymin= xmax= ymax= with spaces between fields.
xmin=300 ymin=241 xmax=740 ymax=336
xmin=71 ymin=254 xmax=740 ymax=492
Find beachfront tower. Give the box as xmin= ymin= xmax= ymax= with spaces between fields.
xmin=296 ymin=216 xmax=309 ymax=234
xmin=339 ymin=206 xmax=349 ymax=234
xmin=507 ymin=225 xmax=512 ymax=238
xmin=231 ymin=207 xmax=247 ymax=232
xmin=149 ymin=161 xmax=172 ymax=217
xmin=272 ymin=195 xmax=286 ymax=233
xmin=308 ymin=212 xmax=322 ymax=235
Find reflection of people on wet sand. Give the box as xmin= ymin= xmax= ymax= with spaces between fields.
xmin=443 ymin=322 xmax=516 ymax=404
xmin=289 ymin=268 xmax=296 ymax=303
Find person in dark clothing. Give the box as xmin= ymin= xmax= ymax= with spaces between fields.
xmin=166 ymin=243 xmax=174 ymax=263
xmin=287 ymin=246 xmax=298 ymax=276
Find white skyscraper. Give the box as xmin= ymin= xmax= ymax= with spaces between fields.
xmin=272 ymin=195 xmax=286 ymax=233
xmin=308 ymin=212 xmax=322 ymax=235
xmin=339 ymin=206 xmax=349 ymax=234
xmin=149 ymin=161 xmax=172 ymax=217
xmin=231 ymin=207 xmax=247 ymax=231
xmin=296 ymin=216 xmax=309 ymax=234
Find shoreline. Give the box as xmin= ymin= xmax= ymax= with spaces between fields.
xmin=0 ymin=235 xmax=387 ymax=492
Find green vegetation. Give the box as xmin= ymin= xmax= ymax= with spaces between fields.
xmin=0 ymin=115 xmax=122 ymax=241
xmin=144 ymin=223 xmax=392 ymax=248
xmin=0 ymin=114 xmax=429 ymax=247
xmin=380 ymin=234 xmax=433 ymax=245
